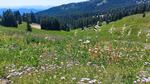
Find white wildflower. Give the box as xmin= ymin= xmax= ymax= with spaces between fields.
xmin=80 ymin=78 xmax=90 ymax=82
xmin=89 ymin=79 xmax=97 ymax=84
xmin=83 ymin=40 xmax=90 ymax=44
xmin=127 ymin=29 xmax=132 ymax=36
xmin=138 ymin=30 xmax=142 ymax=37
xmin=144 ymin=62 xmax=150 ymax=65
xmin=78 ymin=39 xmax=83 ymax=42
xmin=61 ymin=77 xmax=65 ymax=80
xmin=109 ymin=27 xmax=113 ymax=34
xmin=146 ymin=33 xmax=150 ymax=38
xmin=45 ymin=37 xmax=48 ymax=40
xmin=72 ymin=77 xmax=77 ymax=81
xmin=121 ymin=25 xmax=126 ymax=35
xmin=98 ymin=81 xmax=102 ymax=84
xmin=87 ymin=62 xmax=92 ymax=66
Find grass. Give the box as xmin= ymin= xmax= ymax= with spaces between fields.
xmin=0 ymin=13 xmax=150 ymax=84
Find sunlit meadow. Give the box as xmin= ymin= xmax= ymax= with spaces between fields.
xmin=0 ymin=13 xmax=150 ymax=84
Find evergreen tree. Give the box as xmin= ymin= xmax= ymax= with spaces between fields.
xmin=27 ymin=19 xmax=32 ymax=32
xmin=22 ymin=13 xmax=31 ymax=22
xmin=14 ymin=11 xmax=22 ymax=24
xmin=1 ymin=9 xmax=18 ymax=27
xmin=30 ymin=12 xmax=36 ymax=23
xmin=143 ymin=12 xmax=146 ymax=17
xmin=40 ymin=17 xmax=60 ymax=30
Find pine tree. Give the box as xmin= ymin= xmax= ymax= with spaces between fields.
xmin=27 ymin=19 xmax=32 ymax=32
xmin=40 ymin=17 xmax=60 ymax=30
xmin=14 ymin=11 xmax=22 ymax=24
xmin=30 ymin=12 xmax=36 ymax=23
xmin=1 ymin=9 xmax=18 ymax=27
xmin=143 ymin=12 xmax=146 ymax=17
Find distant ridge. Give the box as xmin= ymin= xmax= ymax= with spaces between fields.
xmin=0 ymin=6 xmax=51 ymax=15
xmin=37 ymin=0 xmax=150 ymax=16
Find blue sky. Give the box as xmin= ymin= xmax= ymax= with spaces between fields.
xmin=0 ymin=0 xmax=87 ymax=8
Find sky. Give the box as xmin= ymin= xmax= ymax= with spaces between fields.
xmin=0 ymin=0 xmax=87 ymax=8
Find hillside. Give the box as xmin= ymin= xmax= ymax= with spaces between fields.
xmin=0 ymin=12 xmax=150 ymax=83
xmin=37 ymin=0 xmax=150 ymax=16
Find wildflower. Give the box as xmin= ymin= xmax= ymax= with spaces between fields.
xmin=61 ymin=77 xmax=65 ymax=80
xmin=39 ymin=55 xmax=42 ymax=58
xmin=53 ymin=75 xmax=57 ymax=79
xmin=83 ymin=40 xmax=90 ymax=44
xmin=61 ymin=62 xmax=64 ymax=65
xmin=145 ymin=77 xmax=150 ymax=82
xmin=138 ymin=30 xmax=142 ymax=37
xmin=109 ymin=28 xmax=113 ymax=34
xmin=146 ymin=33 xmax=150 ymax=38
xmin=121 ymin=26 xmax=126 ymax=35
xmin=45 ymin=36 xmax=48 ymax=40
xmin=54 ymin=58 xmax=58 ymax=60
xmin=72 ymin=77 xmax=77 ymax=81
xmin=74 ymin=30 xmax=77 ymax=36
xmin=133 ymin=81 xmax=137 ymax=84
xmin=95 ymin=25 xmax=100 ymax=29
xmin=80 ymin=78 xmax=90 ymax=82
xmin=78 ymin=39 xmax=83 ymax=42
xmin=127 ymin=29 xmax=132 ymax=36
xmin=89 ymin=79 xmax=97 ymax=84
xmin=87 ymin=62 xmax=92 ymax=66
xmin=98 ymin=81 xmax=102 ymax=84
xmin=144 ymin=62 xmax=150 ymax=65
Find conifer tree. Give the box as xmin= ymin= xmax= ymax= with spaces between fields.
xmin=1 ymin=9 xmax=18 ymax=27
xmin=27 ymin=19 xmax=32 ymax=32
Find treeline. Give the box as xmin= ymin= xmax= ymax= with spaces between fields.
xmin=38 ymin=3 xmax=150 ymax=30
xmin=56 ymin=3 xmax=150 ymax=29
xmin=0 ymin=10 xmax=62 ymax=31
xmin=0 ymin=9 xmax=35 ymax=28
xmin=0 ymin=10 xmax=22 ymax=27
xmin=0 ymin=3 xmax=150 ymax=31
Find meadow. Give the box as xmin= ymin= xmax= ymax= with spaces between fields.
xmin=0 ymin=13 xmax=150 ymax=84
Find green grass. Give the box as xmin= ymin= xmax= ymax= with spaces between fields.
xmin=0 ymin=13 xmax=150 ymax=84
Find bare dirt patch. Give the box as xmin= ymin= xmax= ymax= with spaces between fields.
xmin=144 ymin=43 xmax=150 ymax=50
xmin=30 ymin=23 xmax=41 ymax=30
xmin=143 ymin=29 xmax=150 ymax=33
xmin=0 ymin=78 xmax=10 ymax=84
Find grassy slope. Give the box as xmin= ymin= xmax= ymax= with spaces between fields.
xmin=0 ymin=13 xmax=150 ymax=84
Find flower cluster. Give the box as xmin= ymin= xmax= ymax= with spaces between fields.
xmin=78 ymin=78 xmax=102 ymax=84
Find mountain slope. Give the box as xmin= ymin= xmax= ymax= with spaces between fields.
xmin=0 ymin=12 xmax=150 ymax=83
xmin=37 ymin=0 xmax=150 ymax=16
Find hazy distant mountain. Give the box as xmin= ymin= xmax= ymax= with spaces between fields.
xmin=37 ymin=0 xmax=150 ymax=16
xmin=0 ymin=6 xmax=51 ymax=15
